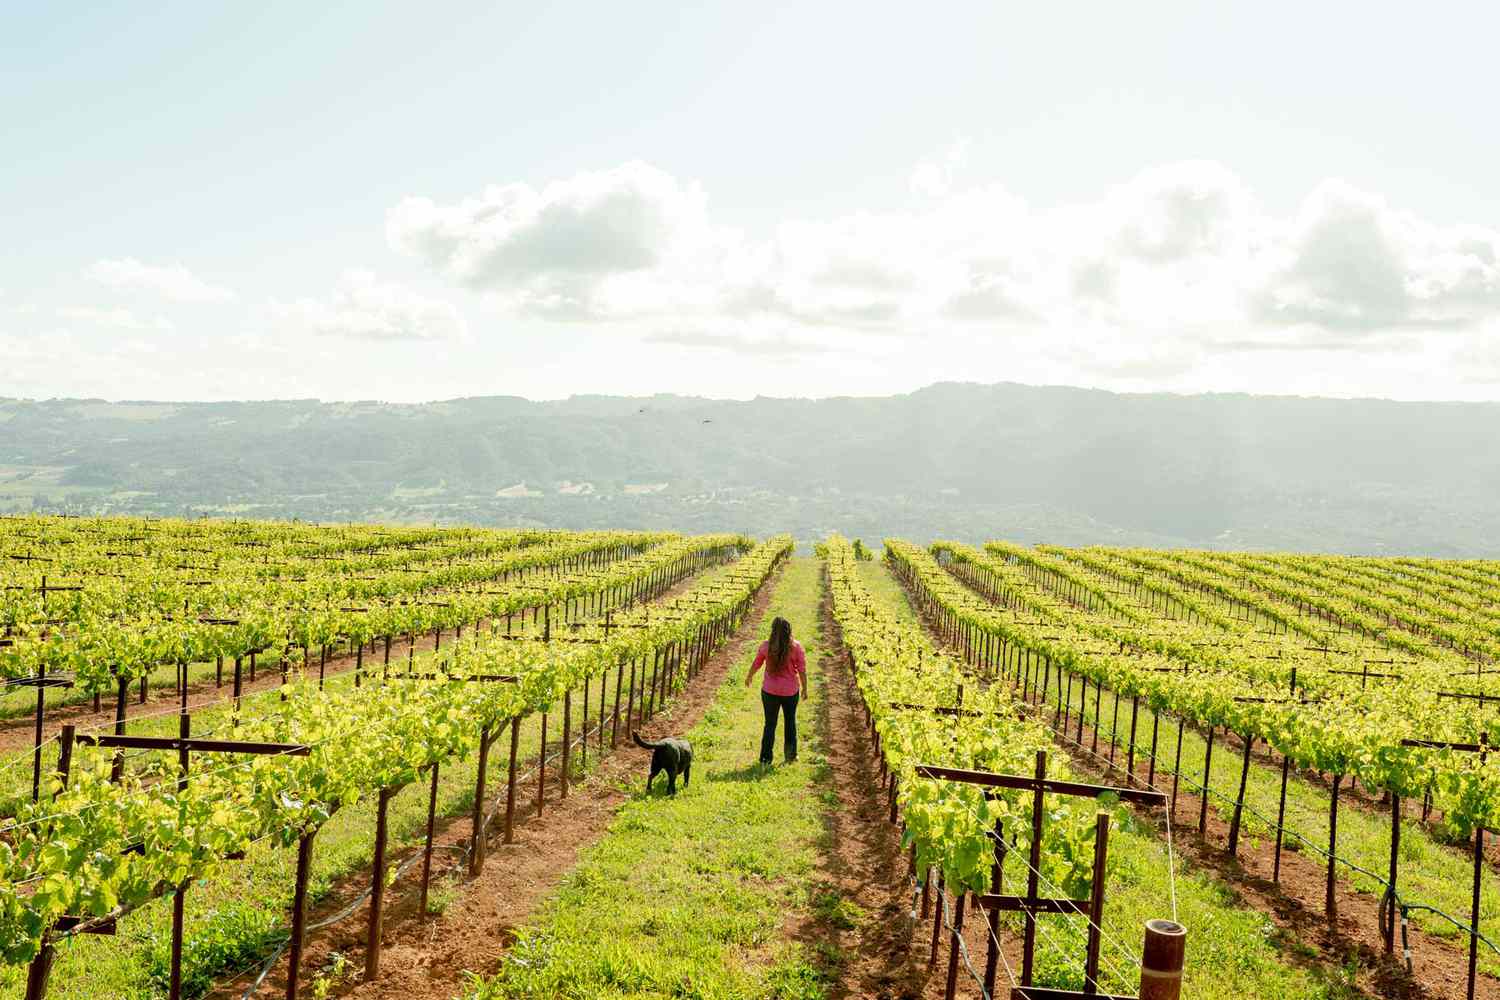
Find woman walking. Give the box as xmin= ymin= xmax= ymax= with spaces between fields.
xmin=745 ymin=616 xmax=808 ymax=765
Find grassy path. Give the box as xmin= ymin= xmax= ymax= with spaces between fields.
xmin=863 ymin=559 xmax=1370 ymax=999
xmin=463 ymin=558 xmax=835 ymax=1000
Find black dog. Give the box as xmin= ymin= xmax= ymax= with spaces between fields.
xmin=633 ymin=732 xmax=692 ymax=795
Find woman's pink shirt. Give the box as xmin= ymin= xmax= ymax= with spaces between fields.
xmin=754 ymin=640 xmax=806 ymax=697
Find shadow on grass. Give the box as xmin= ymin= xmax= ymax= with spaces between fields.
xmin=707 ymin=762 xmax=777 ymax=784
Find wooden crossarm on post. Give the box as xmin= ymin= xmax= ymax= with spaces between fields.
xmin=1434 ymin=692 xmax=1498 ymax=706
xmin=389 ymin=672 xmax=518 ymax=682
xmin=75 ymin=734 xmax=311 ymax=755
xmin=913 ymin=763 xmax=1167 ymax=807
xmin=1401 ymin=737 xmax=1487 ymax=752
xmin=979 ymin=894 xmax=1088 ymax=914
xmin=4 ymin=675 xmax=75 ymax=690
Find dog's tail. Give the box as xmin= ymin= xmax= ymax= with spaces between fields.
xmin=632 ymin=731 xmax=664 ymax=751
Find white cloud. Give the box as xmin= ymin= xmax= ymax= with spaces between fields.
xmin=388 ymin=161 xmax=715 ymax=319
xmin=389 ymin=159 xmax=1500 ymax=380
xmin=272 ymin=270 xmax=468 ymax=341
xmin=910 ymin=139 xmax=970 ymax=198
xmin=85 ymin=258 xmax=237 ymax=303
xmin=57 ymin=305 xmax=175 ymax=331
xmin=1251 ymin=180 xmax=1500 ymax=331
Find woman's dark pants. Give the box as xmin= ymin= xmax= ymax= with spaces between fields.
xmin=760 ymin=690 xmax=799 ymax=764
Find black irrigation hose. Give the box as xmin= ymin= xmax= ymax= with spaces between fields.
xmin=237 ymin=844 xmax=470 ymax=999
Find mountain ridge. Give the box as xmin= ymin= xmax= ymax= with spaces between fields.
xmin=3 ymin=381 xmax=1496 ymax=555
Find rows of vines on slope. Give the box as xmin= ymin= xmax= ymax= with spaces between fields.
xmin=0 ymin=535 xmax=792 ymax=965
xmin=1 ymin=524 xmax=751 ymax=690
xmin=891 ymin=540 xmax=1500 ymax=838
xmin=823 ymin=536 xmax=1105 ymax=901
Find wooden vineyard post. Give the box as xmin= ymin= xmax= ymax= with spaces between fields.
xmin=1273 ymin=753 xmax=1291 ymax=882
xmin=1093 ymin=685 xmax=1104 ymax=754
xmin=562 ymin=689 xmax=571 ymax=799
xmin=1083 ymin=811 xmax=1111 ymax=992
xmin=1169 ymin=717 xmax=1184 ymax=816
xmin=1108 ymin=686 xmax=1122 ymax=763
xmin=582 ymin=677 xmax=589 ymax=770
xmin=1077 ymin=677 xmax=1088 ymax=746
xmin=366 ymin=786 xmax=393 ymax=981
xmin=1469 ymin=823 xmax=1484 ymax=1000
xmin=1021 ymin=752 xmax=1045 ymax=985
xmin=25 ymin=668 xmax=74 ymax=803
xmin=111 ymin=672 xmax=128 ymax=781
xmin=1148 ymin=709 xmax=1161 ymax=787
xmin=505 ymin=715 xmax=520 ymax=843
xmin=470 ymin=725 xmax=491 ymax=876
xmin=612 ymin=660 xmax=625 ymax=748
xmin=169 ymin=713 xmax=190 ymax=1000
xmin=982 ymin=819 xmax=1005 ymax=998
xmin=420 ymin=763 xmax=439 ymax=917
xmin=599 ymin=668 xmax=607 ymax=753
xmin=915 ymin=755 xmax=1169 ymax=996
xmin=1385 ymin=793 xmax=1400 ymax=954
xmin=1327 ymin=773 xmax=1341 ymax=920
xmin=1139 ymin=918 xmax=1188 ymax=1000
xmin=943 ymin=889 xmax=965 ymax=1000
xmin=928 ymin=870 xmax=945 ymax=967
xmin=1227 ymin=733 xmax=1254 ymax=857
xmin=288 ymin=831 xmax=317 ymax=1000
xmin=538 ymin=712 xmax=548 ymax=817
xmin=1198 ymin=727 xmax=1215 ymax=835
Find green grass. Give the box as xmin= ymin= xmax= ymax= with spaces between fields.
xmin=463 ymin=557 xmax=833 ymax=1000
xmin=866 ymin=557 xmax=1370 ymax=999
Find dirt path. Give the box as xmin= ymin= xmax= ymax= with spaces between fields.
xmin=811 ymin=566 xmax=956 ymax=1000
xmin=217 ymin=561 xmax=787 ymax=1000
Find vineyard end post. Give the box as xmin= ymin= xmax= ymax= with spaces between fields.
xmin=1139 ymin=918 xmax=1187 ymax=1000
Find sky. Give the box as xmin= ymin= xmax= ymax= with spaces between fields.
xmin=4 ymin=1 xmax=1500 ymax=404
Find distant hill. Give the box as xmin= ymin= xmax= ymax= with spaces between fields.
xmin=3 ymin=382 xmax=1497 ymax=555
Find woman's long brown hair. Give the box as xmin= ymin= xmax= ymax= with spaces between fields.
xmin=767 ymin=616 xmax=792 ymax=675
